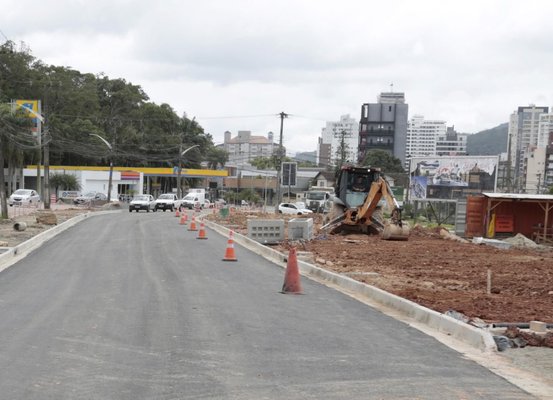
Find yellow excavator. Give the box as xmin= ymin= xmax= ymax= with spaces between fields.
xmin=322 ymin=165 xmax=410 ymax=240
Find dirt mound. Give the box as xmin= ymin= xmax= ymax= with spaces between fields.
xmin=209 ymin=208 xmax=553 ymax=325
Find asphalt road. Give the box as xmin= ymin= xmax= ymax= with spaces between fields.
xmin=0 ymin=212 xmax=535 ymax=399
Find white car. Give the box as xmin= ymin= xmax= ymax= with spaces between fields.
xmin=277 ymin=202 xmax=314 ymax=215
xmin=129 ymin=194 xmax=156 ymax=212
xmin=154 ymin=193 xmax=182 ymax=212
xmin=8 ymin=189 xmax=40 ymax=206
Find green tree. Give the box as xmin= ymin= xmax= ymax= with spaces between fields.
xmin=239 ymin=188 xmax=260 ymax=204
xmin=0 ymin=104 xmax=34 ymax=218
xmin=206 ymin=147 xmax=228 ymax=169
xmin=250 ymin=156 xmax=293 ymax=170
xmin=49 ymin=173 xmax=81 ymax=197
xmin=360 ymin=150 xmax=405 ymax=173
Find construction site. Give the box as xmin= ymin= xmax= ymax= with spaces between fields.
xmin=205 ymin=208 xmax=553 ymax=340
xmin=2 ymin=189 xmax=553 ymax=346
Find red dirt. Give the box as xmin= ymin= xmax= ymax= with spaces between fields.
xmin=207 ymin=209 xmax=553 ymax=324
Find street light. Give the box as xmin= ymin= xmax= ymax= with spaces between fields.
xmin=177 ymin=144 xmax=200 ymax=198
xmin=90 ymin=133 xmax=114 ymax=203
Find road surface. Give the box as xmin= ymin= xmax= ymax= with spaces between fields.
xmin=0 ymin=212 xmax=535 ymax=399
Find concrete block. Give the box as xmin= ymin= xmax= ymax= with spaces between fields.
xmin=247 ymin=219 xmax=285 ymax=244
xmin=288 ymin=218 xmax=313 ymax=240
xmin=529 ymin=321 xmax=548 ymax=333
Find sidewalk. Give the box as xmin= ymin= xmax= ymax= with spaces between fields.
xmin=6 ymin=202 xmax=79 ymax=219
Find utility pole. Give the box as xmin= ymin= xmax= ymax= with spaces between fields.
xmin=36 ymin=100 xmax=42 ymax=200
xmin=275 ymin=112 xmax=287 ymax=209
xmin=90 ymin=134 xmax=113 ymax=202
xmin=177 ymin=118 xmax=196 ymax=198
xmin=44 ymin=131 xmax=50 ymax=209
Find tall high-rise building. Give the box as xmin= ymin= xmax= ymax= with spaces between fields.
xmin=508 ymin=105 xmax=549 ymax=185
xmin=358 ymin=92 xmax=408 ymax=166
xmin=404 ymin=115 xmax=467 ymax=169
xmin=317 ymin=114 xmax=358 ymax=167
xmin=405 ymin=115 xmax=447 ymax=159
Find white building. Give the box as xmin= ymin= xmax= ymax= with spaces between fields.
xmin=404 ymin=115 xmax=446 ymax=169
xmin=405 ymin=115 xmax=447 ymax=159
xmin=524 ymin=146 xmax=547 ymax=193
xmin=508 ymin=105 xmax=549 ymax=181
xmin=538 ymin=112 xmax=553 ymax=148
xmin=223 ymin=130 xmax=277 ymax=165
xmin=317 ymin=114 xmax=358 ymax=167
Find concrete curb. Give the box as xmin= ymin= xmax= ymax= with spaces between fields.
xmin=203 ymin=218 xmax=497 ymax=353
xmin=0 ymin=210 xmax=120 ymax=274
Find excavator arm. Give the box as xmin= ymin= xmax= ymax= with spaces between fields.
xmin=322 ymin=166 xmax=409 ymax=240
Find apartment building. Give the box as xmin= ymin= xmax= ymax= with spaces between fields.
xmin=317 ymin=114 xmax=359 ymax=167
xmin=508 ymin=105 xmax=549 ymax=183
xmin=223 ymin=130 xmax=278 ymax=165
xmin=358 ymin=92 xmax=409 ymax=165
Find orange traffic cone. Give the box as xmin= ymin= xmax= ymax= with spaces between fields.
xmin=222 ymin=233 xmax=237 ymax=262
xmin=281 ymin=247 xmax=302 ymax=294
xmin=175 ymin=209 xmax=180 ymax=217
xmin=197 ymin=222 xmax=208 ymax=239
xmin=188 ymin=216 xmax=198 ymax=231
xmin=179 ymin=213 xmax=187 ymax=225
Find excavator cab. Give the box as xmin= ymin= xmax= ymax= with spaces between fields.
xmin=323 ymin=165 xmax=409 ymax=240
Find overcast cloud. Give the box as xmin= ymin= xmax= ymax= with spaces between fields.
xmin=2 ymin=0 xmax=553 ymax=154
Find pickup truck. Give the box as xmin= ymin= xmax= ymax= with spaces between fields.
xmin=154 ymin=193 xmax=182 ymax=212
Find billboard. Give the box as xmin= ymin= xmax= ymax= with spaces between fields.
xmin=409 ymin=156 xmax=498 ymax=200
xmin=15 ymin=100 xmax=40 ymax=135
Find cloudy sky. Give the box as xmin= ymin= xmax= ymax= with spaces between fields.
xmin=2 ymin=0 xmax=553 ymax=155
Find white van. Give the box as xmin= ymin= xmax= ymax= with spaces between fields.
xmin=181 ymin=189 xmax=206 ymax=209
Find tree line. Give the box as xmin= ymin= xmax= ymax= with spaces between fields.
xmin=0 ymin=40 xmax=228 ymax=217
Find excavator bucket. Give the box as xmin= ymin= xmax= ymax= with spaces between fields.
xmin=381 ymin=223 xmax=410 ymax=240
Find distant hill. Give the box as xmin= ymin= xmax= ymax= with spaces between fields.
xmin=466 ymin=123 xmax=508 ymax=155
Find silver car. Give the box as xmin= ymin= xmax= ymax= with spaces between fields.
xmin=129 ymin=194 xmax=156 ymax=212
xmin=8 ymin=189 xmax=40 ymax=206
xmin=73 ymin=192 xmax=108 ymax=205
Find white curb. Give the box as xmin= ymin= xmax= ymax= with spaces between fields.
xmin=203 ymin=218 xmax=497 ymax=353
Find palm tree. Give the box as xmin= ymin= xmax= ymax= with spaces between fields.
xmin=49 ymin=173 xmax=81 ymax=200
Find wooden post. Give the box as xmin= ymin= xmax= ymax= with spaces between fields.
xmin=487 ymin=268 xmax=492 ymax=295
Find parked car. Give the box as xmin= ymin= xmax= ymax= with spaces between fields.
xmin=8 ymin=189 xmax=40 ymax=206
xmin=154 ymin=193 xmax=181 ymax=212
xmin=73 ymin=192 xmax=108 ymax=205
xmin=277 ymin=202 xmax=314 ymax=215
xmin=129 ymin=194 xmax=156 ymax=212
